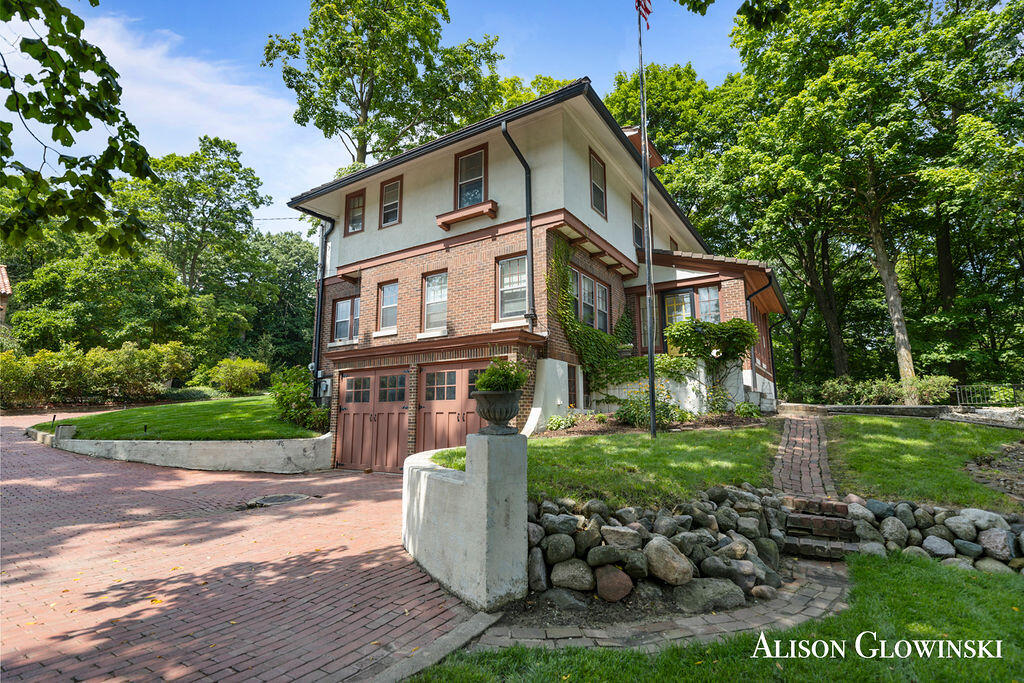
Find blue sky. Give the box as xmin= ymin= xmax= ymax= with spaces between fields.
xmin=10 ymin=1 xmax=745 ymax=232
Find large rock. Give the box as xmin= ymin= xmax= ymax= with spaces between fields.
xmin=953 ymin=539 xmax=984 ymax=558
xmin=528 ymin=547 xmax=548 ymax=592
xmin=923 ymin=525 xmax=956 ymax=543
xmin=622 ymin=549 xmax=649 ymax=579
xmin=894 ymin=502 xmax=917 ymax=529
xmin=844 ymin=493 xmax=867 ymax=506
xmin=714 ymin=507 xmax=739 ymax=533
xmin=574 ymin=519 xmax=603 ymax=557
xmin=847 ymin=503 xmax=876 ymax=524
xmin=880 ymin=516 xmax=909 ymax=547
xmin=943 ymin=516 xmax=977 ymax=542
xmin=922 ymin=535 xmax=955 ymax=559
xmin=541 ymin=588 xmax=586 ymax=610
xmin=959 ymin=508 xmax=1010 ymax=531
xmin=975 ymin=557 xmax=1014 ymax=574
xmin=544 ymin=533 xmax=575 ymax=564
xmin=672 ymin=578 xmax=745 ymax=612
xmin=587 ymin=545 xmax=625 ymax=567
xmin=541 ymin=513 xmax=578 ymax=535
xmin=644 ymin=536 xmax=695 ymax=585
xmin=906 ymin=528 xmax=923 ymax=547
xmin=613 ymin=507 xmax=639 ymax=525
xmin=730 ymin=559 xmax=758 ymax=593
xmin=582 ymin=498 xmax=610 ymax=519
xmin=751 ymin=584 xmax=777 ymax=601
xmin=669 ymin=531 xmax=703 ymax=556
xmin=700 ymin=556 xmax=756 ymax=592
xmin=865 ymin=499 xmax=894 ymax=520
xmin=528 ymin=522 xmax=545 ymax=548
xmin=913 ymin=507 xmax=934 ymax=528
xmin=859 ymin=542 xmax=887 ymax=557
xmin=550 ymin=559 xmax=595 ymax=591
xmin=673 ymin=515 xmax=693 ymax=531
xmin=653 ymin=516 xmax=679 ymax=538
xmin=634 ymin=580 xmax=664 ymax=603
xmin=540 ymin=500 xmax=559 ymax=516
xmin=748 ymin=555 xmax=782 ymax=588
xmin=977 ymin=528 xmax=1018 ymax=562
xmin=715 ymin=541 xmax=748 ymax=560
xmin=854 ymin=519 xmax=884 ymax=544
xmin=626 ymin=521 xmax=651 ymax=541
xmin=595 ymin=564 xmax=633 ymax=602
xmin=601 ymin=525 xmax=642 ymax=550
xmin=753 ymin=537 xmax=780 ymax=569
xmin=940 ymin=558 xmax=975 ymax=571
xmin=902 ymin=545 xmax=929 ymax=559
xmin=706 ymin=486 xmax=729 ymax=504
xmin=736 ymin=516 xmax=762 ymax=539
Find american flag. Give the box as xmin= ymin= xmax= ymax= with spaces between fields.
xmin=636 ymin=0 xmax=653 ymax=28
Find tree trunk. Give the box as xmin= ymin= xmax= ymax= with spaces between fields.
xmin=800 ymin=234 xmax=849 ymax=376
xmin=867 ymin=214 xmax=918 ymax=403
xmin=935 ymin=201 xmax=965 ymax=379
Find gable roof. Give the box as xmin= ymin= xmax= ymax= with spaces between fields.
xmin=288 ymin=77 xmax=709 ymax=252
xmin=651 ymin=249 xmax=790 ymax=316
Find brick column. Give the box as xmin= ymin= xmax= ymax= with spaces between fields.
xmin=406 ymin=363 xmax=419 ymax=456
xmin=329 ymin=368 xmax=341 ymax=467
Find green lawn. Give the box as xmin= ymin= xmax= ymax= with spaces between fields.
xmin=33 ymin=395 xmax=318 ymax=441
xmin=432 ymin=425 xmax=778 ymax=509
xmin=416 ymin=553 xmax=1024 ymax=682
xmin=828 ymin=415 xmax=1021 ymax=512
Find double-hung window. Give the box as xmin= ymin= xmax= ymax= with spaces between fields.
xmin=345 ymin=190 xmax=365 ymax=235
xmin=580 ymin=275 xmax=595 ymax=327
xmin=497 ymin=256 xmax=527 ymax=319
xmin=456 ymin=147 xmax=486 ymax=209
xmin=572 ymin=268 xmax=610 ymax=333
xmin=590 ymin=150 xmax=607 ymax=217
xmin=334 ymin=297 xmax=360 ymax=341
xmin=380 ymin=177 xmax=402 ymax=227
xmin=423 ymin=272 xmax=448 ymax=331
xmin=378 ymin=282 xmax=398 ymax=331
xmin=698 ymin=286 xmax=720 ymax=322
xmin=631 ymin=196 xmax=644 ymax=248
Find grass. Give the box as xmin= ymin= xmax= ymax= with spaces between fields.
xmin=33 ymin=394 xmax=318 ymax=441
xmin=828 ymin=415 xmax=1022 ymax=511
xmin=431 ymin=425 xmax=779 ymax=509
xmin=415 ymin=553 xmax=1024 ymax=681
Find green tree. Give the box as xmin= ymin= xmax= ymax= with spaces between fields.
xmin=263 ymin=0 xmax=503 ymax=163
xmin=1 ymin=0 xmax=156 ymax=252
xmin=490 ymin=75 xmax=574 ymax=113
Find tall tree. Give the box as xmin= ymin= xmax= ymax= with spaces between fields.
xmin=1 ymin=0 xmax=155 ymax=252
xmin=263 ymin=0 xmax=503 ymax=163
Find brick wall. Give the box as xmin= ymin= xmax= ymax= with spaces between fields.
xmin=718 ymin=277 xmax=752 ymax=373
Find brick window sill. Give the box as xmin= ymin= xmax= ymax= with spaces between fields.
xmin=372 ymin=329 xmax=398 ymax=339
xmin=435 ymin=200 xmax=498 ymax=231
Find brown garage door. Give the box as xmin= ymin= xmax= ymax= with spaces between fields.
xmin=335 ymin=368 xmax=410 ymax=472
xmin=417 ymin=361 xmax=490 ymax=452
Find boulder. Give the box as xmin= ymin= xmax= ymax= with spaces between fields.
xmin=974 ymin=557 xmax=1014 ymax=574
xmin=527 ymin=500 xmax=539 ymax=522
xmin=953 ymin=539 xmax=984 ymax=558
xmin=541 ymin=513 xmax=578 ymax=535
xmin=541 ymin=588 xmax=586 ymax=610
xmin=940 ymin=558 xmax=975 ymax=571
xmin=844 ymin=493 xmax=867 ymax=506
xmin=689 ymin=543 xmax=712 ymax=565
xmin=706 ymin=486 xmax=729 ymax=504
xmin=644 ymin=536 xmax=695 ymax=585
xmin=730 ymin=559 xmax=758 ymax=593
xmin=959 ymin=508 xmax=1010 ymax=531
xmin=977 ymin=528 xmax=1018 ymax=562
xmin=847 ymin=503 xmax=876 ymax=524
xmin=858 ymin=542 xmax=887 ymax=557
xmin=913 ymin=507 xmax=935 ymax=528
xmin=854 ymin=519 xmax=884 ymax=544
xmin=528 ymin=547 xmax=549 ymax=592
xmin=885 ymin=541 xmax=902 ymax=554
xmin=582 ymin=498 xmax=611 ymax=519
xmin=540 ymin=500 xmax=559 ymax=516
xmin=901 ymin=545 xmax=929 ymax=559
xmin=750 ymin=584 xmax=777 ymax=601
xmin=753 ymin=537 xmax=780 ymax=569
xmin=672 ymin=578 xmax=745 ymax=612
xmin=748 ymin=555 xmax=782 ymax=588
xmin=1009 ymin=557 xmax=1024 ymax=571
xmin=669 ymin=531 xmax=703 ymax=556
xmin=653 ymin=516 xmax=679 ymax=538
xmin=595 ymin=565 xmax=633 ymax=602
xmin=544 ymin=534 xmax=575 ymax=564
xmin=550 ymin=559 xmax=595 ymax=591
xmin=736 ymin=516 xmax=762 ymax=539
xmin=574 ymin=519 xmax=603 ymax=557
xmin=622 ymin=549 xmax=649 ymax=579
xmin=673 ymin=515 xmax=694 ymax=531
xmin=715 ymin=541 xmax=748 ymax=560
xmin=727 ymin=530 xmax=760 ymax=557
xmin=933 ymin=508 xmax=955 ymax=525
xmin=943 ymin=516 xmax=977 ymax=542
xmin=894 ymin=502 xmax=917 ymax=529
xmin=626 ymin=522 xmax=651 ymax=541
xmin=865 ymin=499 xmax=894 ymax=519
xmin=601 ymin=525 xmax=642 ymax=550
xmin=714 ymin=507 xmax=739 ymax=533
xmin=613 ymin=507 xmax=639 ymax=525
xmin=634 ymin=580 xmax=664 ymax=603
xmin=922 ymin=535 xmax=955 ymax=559
xmin=906 ymin=529 xmax=923 ymax=547
xmin=527 ymin=522 xmax=545 ymax=548
xmin=587 ymin=545 xmax=625 ymax=567
xmin=554 ymin=497 xmax=578 ymax=513
xmin=880 ymin=516 xmax=909 ymax=547
xmin=923 ymin=525 xmax=956 ymax=543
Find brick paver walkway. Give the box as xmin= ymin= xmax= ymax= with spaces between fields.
xmin=1 ymin=410 xmax=472 ymax=681
xmin=468 ymin=559 xmax=848 ymax=652
xmin=772 ymin=417 xmax=837 ymax=498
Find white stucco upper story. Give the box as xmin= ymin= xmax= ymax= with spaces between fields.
xmin=288 ymin=79 xmax=707 ymax=274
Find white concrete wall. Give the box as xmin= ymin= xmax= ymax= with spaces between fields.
xmin=403 ymin=435 xmax=528 ymax=612
xmin=524 ymin=358 xmax=571 ymax=434
xmin=26 ymin=428 xmax=333 ymax=474
xmin=589 ymin=360 xmax=756 ymax=416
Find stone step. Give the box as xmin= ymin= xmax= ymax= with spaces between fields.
xmin=785 ymin=512 xmax=857 ymax=540
xmin=777 ymin=402 xmax=827 ymax=417
xmin=780 ymin=495 xmax=849 ymax=518
xmin=783 ymin=534 xmax=859 ymax=560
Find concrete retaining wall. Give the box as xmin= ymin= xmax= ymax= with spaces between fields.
xmin=24 ymin=427 xmax=333 ymax=474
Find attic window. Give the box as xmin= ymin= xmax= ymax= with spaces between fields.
xmin=456 ymin=145 xmax=487 ymax=209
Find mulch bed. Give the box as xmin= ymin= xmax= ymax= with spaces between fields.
xmin=965 ymin=439 xmax=1024 ymax=504
xmin=533 ymin=413 xmax=766 ymax=439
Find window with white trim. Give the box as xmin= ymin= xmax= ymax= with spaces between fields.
xmin=457 ymin=149 xmax=485 ymax=208
xmin=698 ymin=286 xmax=720 ymax=322
xmin=590 ymin=151 xmax=606 ymax=216
xmin=580 ymin=275 xmax=595 ymax=327
xmin=498 ymin=256 xmax=527 ymax=319
xmin=596 ymin=282 xmax=609 ymax=333
xmin=378 ymin=282 xmax=398 ymax=330
xmin=381 ymin=179 xmax=401 ymax=227
xmin=631 ymin=197 xmax=644 ymax=248
xmin=334 ymin=297 xmax=360 ymax=341
xmin=423 ymin=272 xmax=448 ymax=331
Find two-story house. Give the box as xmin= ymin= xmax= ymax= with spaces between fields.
xmin=289 ymin=77 xmax=787 ymax=473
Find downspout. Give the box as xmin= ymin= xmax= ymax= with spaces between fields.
xmin=745 ymin=282 xmax=772 ymax=393
xmin=501 ymin=121 xmax=536 ymax=333
xmin=296 ymin=206 xmax=337 ymax=401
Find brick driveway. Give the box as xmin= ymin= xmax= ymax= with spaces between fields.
xmin=1 ymin=410 xmax=471 ymax=681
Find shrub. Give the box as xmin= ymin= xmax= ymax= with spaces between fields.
xmin=909 ymin=375 xmax=958 ymax=405
xmin=152 ymin=341 xmax=194 ymax=384
xmin=0 ymin=351 xmax=36 ymax=406
xmin=546 ymin=410 xmax=583 ymax=431
xmin=593 ymin=412 xmax=608 ymax=424
xmin=269 ymin=366 xmax=327 ymax=432
xmin=210 ymin=358 xmax=268 ymax=395
xmin=187 ymin=363 xmax=214 ymax=387
xmin=821 ymin=377 xmax=857 ymax=404
xmin=307 ymin=406 xmax=330 ymax=432
xmin=160 ymin=386 xmax=226 ymax=402
xmin=780 ymin=381 xmax=822 ymax=404
xmin=474 ymin=358 xmax=530 ymax=392
xmin=734 ymin=401 xmax=762 ymax=418
xmin=673 ymin=407 xmax=697 ymax=423
xmin=105 ymin=342 xmax=162 ymax=400
xmin=614 ymin=384 xmax=676 ymax=429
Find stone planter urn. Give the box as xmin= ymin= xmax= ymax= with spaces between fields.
xmin=471 ymin=390 xmax=522 ymax=435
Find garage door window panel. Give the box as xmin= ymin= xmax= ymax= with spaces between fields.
xmin=378 ymin=374 xmax=406 ymax=403
xmin=424 ymin=370 xmax=457 ymax=400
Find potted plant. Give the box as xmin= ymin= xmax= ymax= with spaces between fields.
xmin=471 ymin=358 xmax=530 ymax=435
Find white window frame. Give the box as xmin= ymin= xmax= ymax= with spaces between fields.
xmin=380 ymin=178 xmax=401 ymax=227
xmin=334 ymin=297 xmax=360 ymax=341
xmin=456 ymin=148 xmax=485 ymax=209
xmin=423 ymin=272 xmax=448 ymax=331
xmin=378 ymin=282 xmax=398 ymax=331
xmin=596 ymin=282 xmax=609 ymax=333
xmin=589 ymin=150 xmax=607 ymax=217
xmin=497 ymin=256 xmax=528 ymax=319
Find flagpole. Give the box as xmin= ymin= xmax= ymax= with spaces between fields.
xmin=637 ymin=6 xmax=657 ymax=439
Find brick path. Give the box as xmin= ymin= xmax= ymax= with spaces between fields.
xmin=1 ymin=410 xmax=472 ymax=681
xmin=772 ymin=417 xmax=838 ymax=498
xmin=468 ymin=559 xmax=848 ymax=652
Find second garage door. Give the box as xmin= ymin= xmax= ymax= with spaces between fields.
xmin=335 ymin=368 xmax=410 ymax=472
xmin=417 ymin=361 xmax=490 ymax=452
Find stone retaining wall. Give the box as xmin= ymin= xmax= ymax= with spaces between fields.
xmin=24 ymin=427 xmax=333 ymax=474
